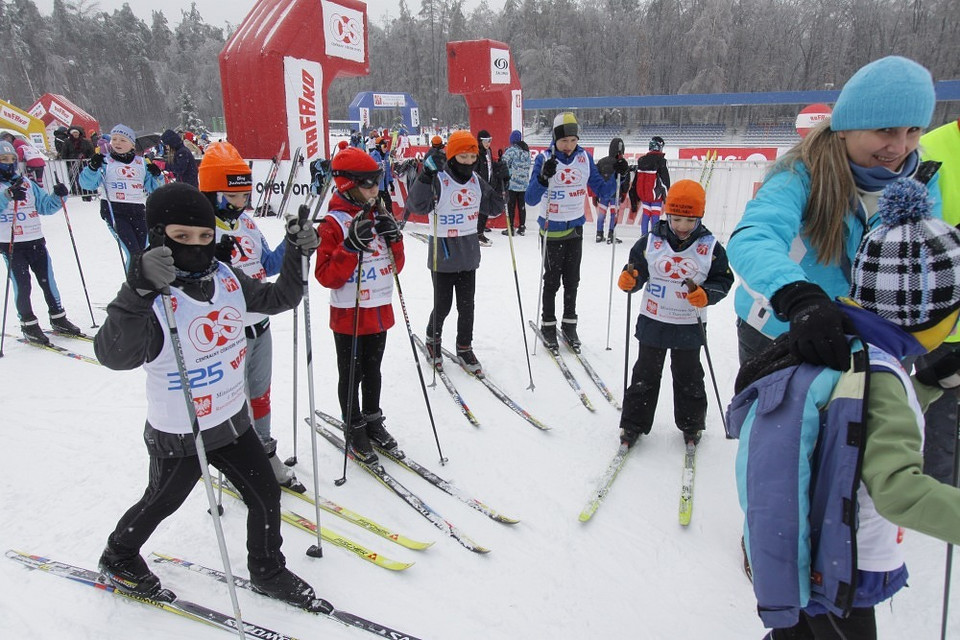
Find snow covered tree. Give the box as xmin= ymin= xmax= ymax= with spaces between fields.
xmin=176 ymin=86 xmax=208 ymax=135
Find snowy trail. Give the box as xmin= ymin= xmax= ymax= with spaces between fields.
xmin=0 ymin=198 xmax=955 ymax=638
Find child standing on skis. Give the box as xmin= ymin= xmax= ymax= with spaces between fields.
xmin=80 ymin=124 xmax=164 ymax=266
xmin=198 ymin=141 xmax=302 ymax=489
xmin=0 ymin=141 xmax=77 ymax=344
xmin=405 ymin=130 xmax=503 ymax=375
xmin=617 ymin=180 xmax=733 ymax=447
xmin=635 ymin=136 xmax=671 ymax=235
xmin=595 ymin=138 xmax=629 ymax=244
xmin=93 ymin=182 xmax=320 ymax=608
xmin=314 ymin=147 xmax=406 ymax=465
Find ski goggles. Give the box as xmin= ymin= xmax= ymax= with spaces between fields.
xmin=335 ymin=168 xmax=384 ymax=189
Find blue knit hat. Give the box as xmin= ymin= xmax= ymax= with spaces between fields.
xmin=831 ymin=56 xmax=935 ymax=132
xmin=509 ymin=130 xmax=522 ymax=144
xmin=110 ymin=124 xmax=136 ymax=144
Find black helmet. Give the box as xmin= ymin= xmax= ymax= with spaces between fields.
xmin=649 ymin=136 xmax=665 ymax=151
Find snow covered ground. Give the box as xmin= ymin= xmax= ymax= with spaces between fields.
xmin=1 ymin=197 xmax=956 ymax=639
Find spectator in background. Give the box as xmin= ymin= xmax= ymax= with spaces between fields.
xmin=500 ymin=129 xmax=531 ymax=235
xmin=12 ymin=137 xmax=47 ymax=186
xmin=370 ymin=137 xmax=394 ymax=215
xmin=60 ymin=126 xmax=96 ymax=200
xmin=160 ymin=129 xmax=199 ymax=187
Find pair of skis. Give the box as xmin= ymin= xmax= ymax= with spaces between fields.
xmin=8 ymin=550 xmax=423 ymax=640
xmin=579 ymin=440 xmax=698 ymax=526
xmin=4 ymin=331 xmax=101 ymax=366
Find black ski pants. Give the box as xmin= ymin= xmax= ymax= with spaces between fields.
xmin=507 ymin=191 xmax=526 ymax=229
xmin=620 ymin=342 xmax=707 ymax=437
xmin=768 ymin=607 xmax=877 ymax=640
xmin=0 ymin=238 xmax=64 ymax=322
xmin=106 ymin=427 xmax=285 ymax=579
xmin=100 ymin=200 xmax=148 ymax=268
xmin=426 ymin=269 xmax=476 ymax=348
xmin=540 ymin=229 xmax=582 ymax=324
xmin=333 ymin=330 xmax=387 ymax=425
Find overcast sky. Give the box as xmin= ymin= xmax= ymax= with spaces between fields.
xmin=32 ymin=0 xmax=499 ymax=30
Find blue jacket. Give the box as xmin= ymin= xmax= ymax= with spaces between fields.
xmin=0 ymin=177 xmax=66 ymax=219
xmin=727 ymin=160 xmax=942 ymax=337
xmin=501 ymin=141 xmax=531 ymax=192
xmin=524 ymin=146 xmax=617 ymax=233
xmin=370 ymin=148 xmax=393 ymax=191
xmin=727 ymin=317 xmax=917 ymax=629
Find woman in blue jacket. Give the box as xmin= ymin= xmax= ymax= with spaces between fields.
xmin=727 ymin=56 xmax=942 ymax=371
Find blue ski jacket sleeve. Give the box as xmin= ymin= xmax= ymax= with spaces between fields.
xmin=256 ymin=225 xmax=286 ymax=277
xmin=525 ymin=147 xmax=616 ymax=206
xmin=0 ymin=179 xmax=66 ymax=215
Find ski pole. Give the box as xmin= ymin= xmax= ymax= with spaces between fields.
xmin=287 ymin=305 xmax=299 ymax=467
xmin=98 ymin=173 xmax=128 ymax=268
xmin=533 ymin=146 xmax=555 ymax=356
xmin=502 ymin=194 xmax=536 ymax=390
xmin=158 ymin=287 xmax=246 ymax=639
xmin=384 ymin=226 xmax=448 ymax=464
xmin=58 ymin=196 xmax=98 ymax=328
xmin=335 ymin=209 xmax=370 ymax=487
xmin=429 ymin=190 xmax=440 ymax=388
xmin=940 ymin=397 xmax=960 ymax=640
xmin=0 ymin=200 xmax=19 ymax=358
xmin=605 ymin=170 xmax=624 ymax=350
xmin=684 ymin=278 xmax=727 ymax=431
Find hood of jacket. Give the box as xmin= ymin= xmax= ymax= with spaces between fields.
xmin=161 ymin=129 xmax=183 ymax=149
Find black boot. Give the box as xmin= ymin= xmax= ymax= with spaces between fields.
xmin=99 ymin=545 xmax=166 ymax=599
xmin=456 ymin=344 xmax=482 ymax=375
xmin=607 ymin=230 xmax=622 ymax=244
xmin=540 ymin=322 xmax=559 ymax=351
xmin=347 ymin=420 xmax=378 ymax=465
xmin=424 ymin=334 xmax=443 ymax=369
xmin=596 ymin=231 xmax=605 ymax=243
xmin=561 ymin=319 xmax=581 ymax=351
xmin=364 ymin=411 xmax=398 ymax=452
xmin=50 ymin=312 xmax=81 ymax=335
xmin=21 ymin=319 xmax=50 ymax=345
xmin=251 ymin=567 xmax=317 ymax=609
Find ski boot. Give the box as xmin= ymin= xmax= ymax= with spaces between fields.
xmin=456 ymin=344 xmax=482 ymax=376
xmin=517 ymin=225 xmax=526 ymax=236
xmin=561 ymin=319 xmax=581 ymax=352
xmin=21 ymin=319 xmax=50 ymax=345
xmin=540 ymin=322 xmax=559 ymax=352
xmin=251 ymin=567 xmax=317 ymax=610
xmin=478 ymin=233 xmax=492 ymax=247
xmin=424 ymin=336 xmax=443 ymax=370
xmin=619 ymin=428 xmax=640 ymax=448
xmin=607 ymin=231 xmax=622 ymax=245
xmin=682 ymin=429 xmax=702 ymax=446
xmin=347 ymin=420 xmax=379 ymax=466
xmin=596 ymin=231 xmax=605 ymax=243
xmin=50 ymin=312 xmax=82 ymax=335
xmin=364 ymin=411 xmax=399 ymax=452
xmin=99 ymin=546 xmax=171 ymax=600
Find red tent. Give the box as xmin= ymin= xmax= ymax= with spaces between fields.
xmin=220 ymin=0 xmax=370 ymax=161
xmin=29 ymin=93 xmax=100 ymax=139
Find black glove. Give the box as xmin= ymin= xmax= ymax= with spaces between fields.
xmin=146 ymin=162 xmax=162 ymax=177
xmin=538 ymin=156 xmax=558 ymax=186
xmin=771 ymin=281 xmax=850 ymax=371
xmin=52 ymin=182 xmax=69 ymax=198
xmin=419 ymin=155 xmax=444 ymax=184
xmin=88 ymin=153 xmax=104 ymax=171
xmin=344 ymin=213 xmax=375 ymax=253
xmin=614 ymin=157 xmax=630 ymax=177
xmin=916 ymin=350 xmax=960 ymax=389
xmin=127 ymin=246 xmax=176 ymax=297
xmin=215 ymin=235 xmax=237 ymax=263
xmin=375 ymin=213 xmax=401 ymax=245
xmin=6 ymin=176 xmax=27 ymax=202
xmin=285 ymin=216 xmax=320 ymax=255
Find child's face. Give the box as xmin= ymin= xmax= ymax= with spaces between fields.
xmin=165 ymin=224 xmax=215 ymax=245
xmin=0 ymin=153 xmax=17 ymax=164
xmin=667 ymin=214 xmax=699 ymax=239
xmin=110 ymin=135 xmax=135 ymax=155
xmin=455 ymin=152 xmax=478 ymax=165
xmin=555 ymin=136 xmax=578 ymax=155
xmin=356 ymin=184 xmax=380 ymax=201
xmin=839 ymin=127 xmax=922 ymax=171
xmin=220 ymin=192 xmax=250 ymax=209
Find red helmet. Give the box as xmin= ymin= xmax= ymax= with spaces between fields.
xmin=331 ymin=147 xmax=383 ymax=192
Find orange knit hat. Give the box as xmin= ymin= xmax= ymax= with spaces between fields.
xmin=664 ymin=180 xmax=706 ymax=218
xmin=445 ymin=130 xmax=479 ymax=160
xmin=198 ymin=142 xmax=252 ymax=193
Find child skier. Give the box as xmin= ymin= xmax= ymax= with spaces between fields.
xmin=80 ymin=124 xmax=164 ymax=266
xmin=405 ymin=130 xmax=503 ymax=374
xmin=198 ymin=141 xmax=302 ymax=488
xmin=595 ymin=138 xmax=628 ymax=244
xmin=729 ymin=177 xmax=960 ymax=639
xmin=314 ymin=147 xmax=405 ymax=465
xmin=526 ymin=112 xmax=626 ymax=350
xmin=617 ymin=179 xmax=733 ymax=446
xmin=0 ymin=141 xmax=77 ymax=344
xmin=635 ymin=136 xmax=670 ymax=235
xmin=93 ymin=182 xmax=320 ymax=607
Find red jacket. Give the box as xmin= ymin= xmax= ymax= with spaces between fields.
xmin=314 ymin=193 xmax=405 ymax=335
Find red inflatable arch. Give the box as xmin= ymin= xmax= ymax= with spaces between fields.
xmin=220 ymin=0 xmax=369 ymax=162
xmin=447 ymin=40 xmax=523 ymax=158
xmin=28 ymin=93 xmax=100 ymax=141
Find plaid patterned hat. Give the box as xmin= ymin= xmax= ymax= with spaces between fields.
xmin=850 ymin=177 xmax=960 ymax=330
